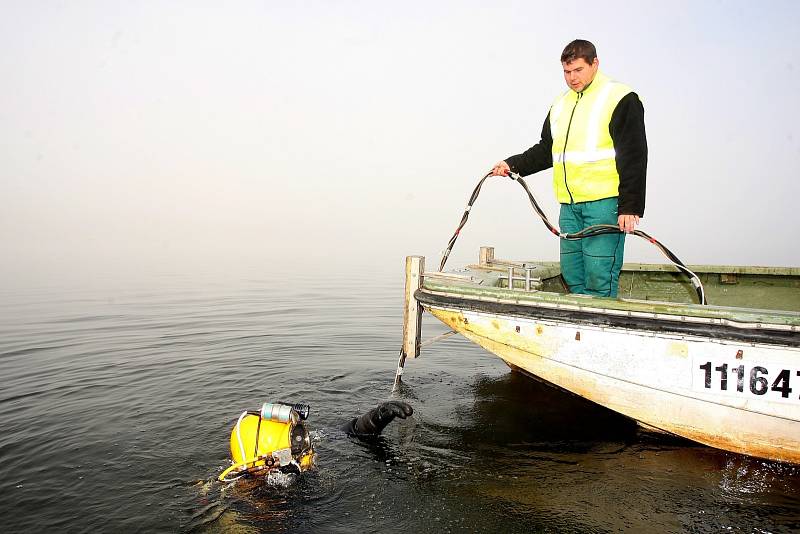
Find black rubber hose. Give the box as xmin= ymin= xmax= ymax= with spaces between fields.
xmin=439 ymin=172 xmax=707 ymax=305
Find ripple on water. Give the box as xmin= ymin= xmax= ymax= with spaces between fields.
xmin=1 ymin=274 xmax=800 ymax=533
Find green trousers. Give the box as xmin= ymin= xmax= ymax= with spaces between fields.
xmin=559 ymin=198 xmax=625 ymax=298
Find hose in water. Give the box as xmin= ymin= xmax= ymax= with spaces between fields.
xmin=439 ymin=171 xmax=707 ymax=305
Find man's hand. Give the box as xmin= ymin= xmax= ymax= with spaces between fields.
xmin=490 ymin=161 xmax=510 ymax=177
xmin=618 ymin=214 xmax=640 ymax=233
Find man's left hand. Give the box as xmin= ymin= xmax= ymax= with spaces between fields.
xmin=618 ymin=214 xmax=640 ymax=233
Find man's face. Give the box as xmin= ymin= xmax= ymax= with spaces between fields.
xmin=562 ymin=57 xmax=599 ymax=92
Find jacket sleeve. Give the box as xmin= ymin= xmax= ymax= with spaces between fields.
xmin=504 ymin=113 xmax=553 ymax=177
xmin=610 ymin=92 xmax=647 ymax=216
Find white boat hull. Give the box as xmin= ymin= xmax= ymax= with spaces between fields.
xmin=426 ymin=305 xmax=800 ymax=464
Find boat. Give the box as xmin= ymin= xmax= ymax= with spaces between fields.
xmin=400 ymin=246 xmax=800 ymax=464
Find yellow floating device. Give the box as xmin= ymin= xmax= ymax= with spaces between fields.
xmin=219 ymin=402 xmax=316 ymax=482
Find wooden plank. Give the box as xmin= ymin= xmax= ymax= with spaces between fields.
xmin=402 ymin=256 xmax=425 ymax=359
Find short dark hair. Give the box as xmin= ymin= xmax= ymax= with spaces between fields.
xmin=560 ymin=39 xmax=597 ymax=64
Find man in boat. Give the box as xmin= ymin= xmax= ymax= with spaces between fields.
xmin=490 ymin=39 xmax=647 ymax=298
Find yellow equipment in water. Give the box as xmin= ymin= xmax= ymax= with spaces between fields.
xmin=218 ymin=402 xmax=316 ymax=482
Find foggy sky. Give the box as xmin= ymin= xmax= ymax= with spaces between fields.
xmin=2 ymin=1 xmax=799 ymax=286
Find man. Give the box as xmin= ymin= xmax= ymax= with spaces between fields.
xmin=491 ymin=39 xmax=647 ymax=298
xmin=219 ymin=400 xmax=413 ymax=481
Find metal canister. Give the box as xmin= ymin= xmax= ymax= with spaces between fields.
xmin=260 ymin=402 xmax=295 ymax=423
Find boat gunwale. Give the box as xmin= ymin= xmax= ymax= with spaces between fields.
xmin=422 ymin=270 xmax=800 ymax=327
xmin=416 ymin=288 xmax=800 ymax=348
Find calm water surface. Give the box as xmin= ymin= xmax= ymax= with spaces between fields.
xmin=1 ymin=269 xmax=798 ymax=533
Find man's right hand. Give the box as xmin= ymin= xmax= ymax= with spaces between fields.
xmin=490 ymin=161 xmax=510 ymax=177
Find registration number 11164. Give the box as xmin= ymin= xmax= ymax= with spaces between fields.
xmin=698 ymin=361 xmax=798 ymax=402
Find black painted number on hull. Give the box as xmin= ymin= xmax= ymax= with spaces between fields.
xmin=699 ymin=362 xmax=796 ymax=399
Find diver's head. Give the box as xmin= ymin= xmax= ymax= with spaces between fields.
xmin=219 ymin=402 xmax=316 ymax=482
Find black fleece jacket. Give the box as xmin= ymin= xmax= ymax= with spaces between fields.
xmin=504 ymin=92 xmax=647 ymax=216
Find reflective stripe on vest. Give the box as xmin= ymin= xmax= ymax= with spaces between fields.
xmin=552 ymin=148 xmax=617 ymax=164
xmin=549 ymin=71 xmax=632 ymax=204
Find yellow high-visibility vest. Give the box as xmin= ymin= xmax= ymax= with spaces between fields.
xmin=550 ymin=70 xmax=632 ymax=203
